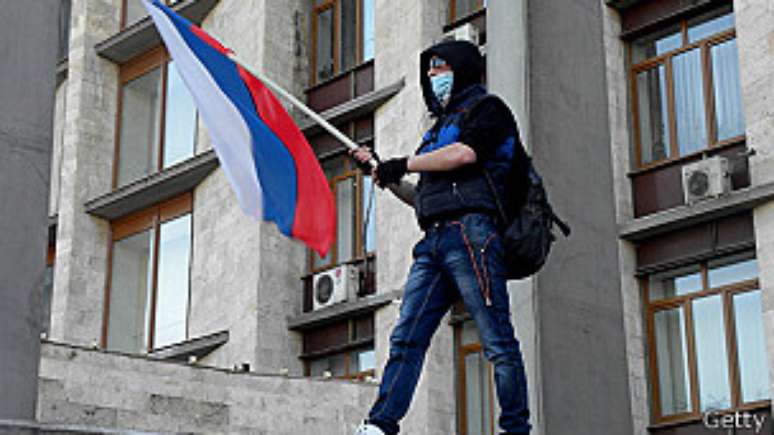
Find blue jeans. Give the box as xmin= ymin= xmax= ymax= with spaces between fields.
xmin=367 ymin=213 xmax=531 ymax=435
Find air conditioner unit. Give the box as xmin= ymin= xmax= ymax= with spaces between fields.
xmin=445 ymin=23 xmax=479 ymax=45
xmin=682 ymin=156 xmax=731 ymax=205
xmin=312 ymin=264 xmax=358 ymax=311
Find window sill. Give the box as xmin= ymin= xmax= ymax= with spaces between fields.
xmin=627 ymin=137 xmax=746 ymax=178
xmin=305 ymin=59 xmax=375 ymax=94
xmin=298 ymin=78 xmax=404 ymax=137
xmin=619 ymin=180 xmax=774 ymax=242
xmin=648 ymin=401 xmax=771 ymax=430
xmin=56 ymin=57 xmax=68 ymax=86
xmin=148 ymin=330 xmax=228 ymax=362
xmin=95 ymin=0 xmax=220 ymax=65
xmin=287 ymin=289 xmax=400 ymax=332
xmin=605 ymin=0 xmax=645 ymax=11
xmin=84 ymin=149 xmax=218 ymax=220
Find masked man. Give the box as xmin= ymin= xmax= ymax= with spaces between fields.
xmin=353 ymin=40 xmax=531 ymax=435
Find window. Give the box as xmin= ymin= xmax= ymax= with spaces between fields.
xmin=456 ymin=320 xmax=496 ymax=435
xmin=121 ymin=0 xmax=172 ymax=29
xmin=449 ymin=0 xmax=485 ymax=23
xmin=115 ymin=47 xmax=197 ymax=187
xmin=312 ymin=0 xmax=375 ymax=84
xmin=41 ymin=243 xmax=56 ymax=337
xmin=104 ymin=194 xmax=193 ymax=354
xmin=310 ymin=153 xmax=376 ymax=271
xmin=631 ymin=7 xmax=745 ymax=168
xmin=302 ymin=314 xmax=376 ymax=380
xmin=645 ymin=253 xmax=770 ymax=423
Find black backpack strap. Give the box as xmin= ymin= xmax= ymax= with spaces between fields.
xmin=482 ymin=169 xmax=509 ymax=228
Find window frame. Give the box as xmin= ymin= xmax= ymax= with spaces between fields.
xmin=120 ymin=0 xmax=171 ymax=30
xmin=629 ymin=13 xmax=744 ymax=170
xmin=454 ymin=320 xmax=496 ymax=435
xmin=308 ymin=153 xmax=374 ymax=274
xmin=113 ymin=46 xmax=198 ymax=189
xmin=101 ymin=192 xmax=194 ymax=352
xmin=644 ymin=255 xmax=770 ymax=425
xmin=310 ymin=0 xmax=372 ymax=86
xmin=301 ymin=314 xmax=376 ymax=380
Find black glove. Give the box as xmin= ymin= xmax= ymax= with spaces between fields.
xmin=375 ymin=157 xmax=408 ymax=187
xmin=350 ymin=149 xmax=380 ymax=175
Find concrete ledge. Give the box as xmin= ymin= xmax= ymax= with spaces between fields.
xmin=287 ymin=290 xmax=401 ymax=331
xmin=95 ymin=0 xmax=220 ymax=65
xmin=298 ymin=79 xmax=405 ymax=137
xmin=0 ymin=419 xmax=181 ymax=434
xmin=619 ymin=182 xmax=774 ymax=242
xmin=149 ymin=330 xmax=228 ymax=362
xmin=604 ymin=0 xmax=643 ymax=10
xmin=55 ymin=58 xmax=67 ymax=87
xmin=84 ymin=150 xmax=218 ymax=221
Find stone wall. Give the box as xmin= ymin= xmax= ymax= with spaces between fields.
xmin=601 ymin=3 xmax=651 ymax=434
xmin=734 ymin=0 xmax=774 ymax=406
xmin=49 ymin=0 xmax=119 ymax=347
xmin=37 ymin=341 xmax=375 ymax=434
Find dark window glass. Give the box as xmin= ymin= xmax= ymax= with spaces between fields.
xmin=708 ymin=256 xmax=757 ymax=288
xmin=654 ymin=307 xmax=693 ymax=416
xmin=648 ymin=265 xmax=702 ymax=301
xmin=340 ymin=0 xmax=357 ymax=72
xmin=316 ymin=8 xmax=335 ymax=82
xmin=118 ymin=68 xmax=163 ymax=186
xmin=632 ymin=25 xmax=682 ymax=64
xmin=42 ymin=264 xmax=54 ymax=336
xmin=692 ymin=295 xmax=731 ymax=411
xmin=107 ymin=230 xmax=154 ymax=354
xmin=711 ymin=39 xmax=746 ymax=141
xmin=733 ymin=290 xmax=770 ymax=403
xmin=631 ymin=8 xmax=744 ymax=168
xmin=163 ymin=62 xmax=197 ymax=168
xmin=454 ymin=0 xmax=480 ymax=20
xmin=336 ymin=177 xmax=356 ymax=263
xmin=673 ymin=49 xmax=707 ymax=156
xmin=687 ymin=10 xmax=734 ymax=43
xmin=636 ymin=66 xmax=671 ymax=165
xmin=362 ymin=0 xmax=375 ymax=62
xmin=464 ymin=351 xmax=493 ymax=434
xmin=153 ymin=215 xmax=191 ymax=349
xmin=646 ymin=255 xmax=769 ymax=423
xmin=124 ymin=0 xmax=148 ymax=27
xmin=363 ymin=175 xmax=376 ymax=253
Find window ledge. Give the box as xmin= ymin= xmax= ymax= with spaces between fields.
xmin=84 ymin=149 xmax=218 ymax=220
xmin=619 ymin=181 xmax=774 ymax=242
xmin=149 ymin=330 xmax=228 ymax=362
xmin=605 ymin=0 xmax=644 ymax=10
xmin=287 ymin=290 xmax=401 ymax=332
xmin=56 ymin=57 xmax=68 ymax=86
xmin=298 ymin=78 xmax=404 ymax=137
xmin=95 ymin=0 xmax=220 ymax=64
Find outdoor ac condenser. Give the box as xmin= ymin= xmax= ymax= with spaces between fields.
xmin=682 ymin=156 xmax=731 ymax=205
xmin=312 ymin=264 xmax=358 ymax=311
xmin=446 ymin=23 xmax=479 ymax=45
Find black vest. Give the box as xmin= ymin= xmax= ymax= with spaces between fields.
xmin=414 ymin=88 xmax=513 ymax=228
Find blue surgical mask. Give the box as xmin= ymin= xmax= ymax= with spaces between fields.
xmin=430 ymin=72 xmax=454 ymax=105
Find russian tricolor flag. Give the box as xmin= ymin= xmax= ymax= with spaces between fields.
xmin=143 ymin=0 xmax=334 ymax=256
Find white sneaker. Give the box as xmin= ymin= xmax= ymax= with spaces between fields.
xmin=354 ymin=421 xmax=385 ymax=435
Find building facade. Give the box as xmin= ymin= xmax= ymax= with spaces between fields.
xmin=36 ymin=0 xmax=773 ymax=434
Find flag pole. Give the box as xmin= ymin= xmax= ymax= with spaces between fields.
xmin=228 ymin=53 xmax=377 ymax=168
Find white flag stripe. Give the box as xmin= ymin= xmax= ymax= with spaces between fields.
xmin=144 ymin=0 xmax=263 ymax=218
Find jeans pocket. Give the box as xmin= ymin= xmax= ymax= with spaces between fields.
xmin=455 ymin=214 xmax=503 ymax=303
